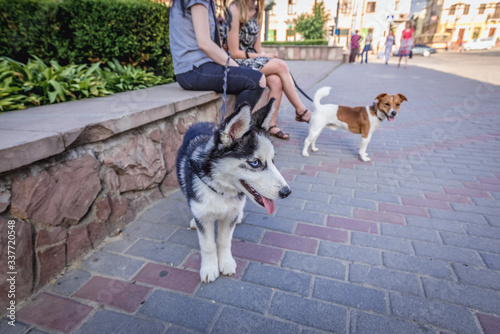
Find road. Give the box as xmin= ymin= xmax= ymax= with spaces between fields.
xmin=368 ymin=48 xmax=500 ymax=86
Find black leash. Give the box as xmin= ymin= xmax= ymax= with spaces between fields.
xmin=291 ymin=73 xmax=313 ymax=102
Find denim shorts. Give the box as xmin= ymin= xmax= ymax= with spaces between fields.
xmin=176 ymin=61 xmax=265 ymax=110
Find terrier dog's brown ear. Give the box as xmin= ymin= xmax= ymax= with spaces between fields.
xmin=397 ymin=93 xmax=408 ymax=102
xmin=376 ymin=93 xmax=388 ymax=101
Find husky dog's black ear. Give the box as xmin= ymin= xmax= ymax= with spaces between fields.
xmin=251 ymin=98 xmax=275 ymax=131
xmin=220 ymin=103 xmax=252 ymax=146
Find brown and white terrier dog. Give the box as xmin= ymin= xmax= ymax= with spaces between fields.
xmin=302 ymin=87 xmax=408 ymax=162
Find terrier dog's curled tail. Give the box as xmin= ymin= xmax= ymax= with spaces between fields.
xmin=314 ymin=86 xmax=332 ymax=110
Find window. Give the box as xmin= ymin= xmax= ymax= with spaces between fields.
xmin=449 ymin=4 xmax=456 ymax=15
xmin=463 ymin=4 xmax=470 ymax=14
xmin=338 ymin=29 xmax=350 ymax=35
xmin=267 ymin=29 xmax=276 ymax=42
xmin=478 ymin=4 xmax=486 ymax=14
xmin=286 ymin=29 xmax=295 ymax=41
xmin=472 ymin=27 xmax=481 ymax=39
xmin=445 ymin=28 xmax=453 ymax=34
xmin=489 ymin=28 xmax=496 ymax=37
xmin=288 ymin=0 xmax=296 ymax=15
xmin=341 ymin=1 xmax=350 ymax=13
xmin=494 ymin=3 xmax=500 ymax=18
xmin=366 ymin=2 xmax=376 ymax=13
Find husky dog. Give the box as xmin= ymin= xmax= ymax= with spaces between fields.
xmin=176 ymin=99 xmax=291 ymax=283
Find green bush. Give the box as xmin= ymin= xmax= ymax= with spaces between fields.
xmin=98 ymin=59 xmax=172 ymax=93
xmin=0 ymin=57 xmax=172 ymax=112
xmin=0 ymin=0 xmax=68 ymax=64
xmin=293 ymin=2 xmax=330 ymax=40
xmin=0 ymin=0 xmax=172 ymax=77
xmin=262 ymin=40 xmax=328 ymax=46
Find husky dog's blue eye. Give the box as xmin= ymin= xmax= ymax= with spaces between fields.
xmin=248 ymin=159 xmax=261 ymax=168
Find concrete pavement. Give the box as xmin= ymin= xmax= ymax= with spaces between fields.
xmin=3 ymin=59 xmax=500 ymax=334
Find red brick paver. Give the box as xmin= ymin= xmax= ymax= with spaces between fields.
xmin=134 ymin=263 xmax=200 ymax=294
xmin=401 ymin=196 xmax=451 ymax=210
xmin=295 ymin=223 xmax=349 ymax=243
xmin=17 ymin=293 xmax=93 ymax=333
xmin=74 ymin=276 xmax=151 ymax=312
xmin=231 ymin=240 xmax=283 ymax=264
xmin=327 ymin=216 xmax=379 ymax=234
xmin=477 ymin=313 xmax=500 ymax=334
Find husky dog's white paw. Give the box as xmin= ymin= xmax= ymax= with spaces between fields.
xmin=219 ymin=256 xmax=237 ymax=276
xmin=200 ymin=263 xmax=219 ymax=283
xmin=302 ymin=150 xmax=310 ymax=157
xmin=189 ymin=218 xmax=196 ymax=230
xmin=311 ymin=146 xmax=319 ymax=152
xmin=236 ymin=210 xmax=244 ymax=225
xmin=360 ymin=153 xmax=371 ymax=162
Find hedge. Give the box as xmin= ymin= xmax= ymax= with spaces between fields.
xmin=262 ymin=40 xmax=328 ymax=46
xmin=0 ymin=0 xmax=172 ymax=77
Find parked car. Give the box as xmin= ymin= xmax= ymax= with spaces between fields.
xmin=393 ymin=44 xmax=436 ymax=57
xmin=463 ymin=37 xmax=496 ymax=51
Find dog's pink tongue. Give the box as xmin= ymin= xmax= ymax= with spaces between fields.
xmin=262 ymin=197 xmax=275 ymax=215
xmin=388 ymin=117 xmax=395 ymax=122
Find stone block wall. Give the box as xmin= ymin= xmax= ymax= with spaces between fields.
xmin=0 ymin=83 xmax=267 ymax=310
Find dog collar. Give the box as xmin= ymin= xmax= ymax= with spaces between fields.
xmin=371 ymin=103 xmax=384 ymax=121
xmin=190 ymin=160 xmax=225 ymax=196
xmin=371 ymin=102 xmax=389 ymax=121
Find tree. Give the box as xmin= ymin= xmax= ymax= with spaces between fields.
xmin=293 ymin=1 xmax=330 ymax=40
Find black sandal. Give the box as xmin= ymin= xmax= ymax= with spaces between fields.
xmin=269 ymin=125 xmax=289 ymax=140
xmin=295 ymin=109 xmax=310 ymax=123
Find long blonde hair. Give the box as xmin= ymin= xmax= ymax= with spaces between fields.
xmin=233 ymin=0 xmax=265 ymax=26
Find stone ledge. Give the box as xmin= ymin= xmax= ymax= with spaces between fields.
xmin=0 ymin=83 xmax=221 ymax=174
xmin=262 ymin=45 xmax=343 ymax=61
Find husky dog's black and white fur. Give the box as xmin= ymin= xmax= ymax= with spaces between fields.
xmin=176 ymin=99 xmax=291 ymax=282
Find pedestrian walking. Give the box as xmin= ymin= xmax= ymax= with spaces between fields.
xmin=398 ymin=21 xmax=414 ymax=69
xmin=360 ymin=29 xmax=373 ymax=63
xmin=383 ymin=30 xmax=395 ymax=64
xmin=223 ymin=0 xmax=312 ymax=139
xmin=169 ymin=0 xmax=265 ymax=111
xmin=349 ymin=30 xmax=362 ymax=63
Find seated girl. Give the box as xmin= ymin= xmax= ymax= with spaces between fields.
xmin=224 ymin=0 xmax=312 ymax=139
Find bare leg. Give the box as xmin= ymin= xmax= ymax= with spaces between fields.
xmin=398 ymin=56 xmax=402 ymax=68
xmin=260 ymin=59 xmax=311 ymax=122
xmin=404 ymin=56 xmax=408 ymax=69
xmin=266 ymin=74 xmax=288 ymax=138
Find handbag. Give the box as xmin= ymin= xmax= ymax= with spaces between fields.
xmin=377 ymin=51 xmax=384 ymax=59
xmin=409 ymin=50 xmax=413 ymax=59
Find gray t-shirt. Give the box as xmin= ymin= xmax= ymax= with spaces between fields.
xmin=169 ymin=0 xmax=217 ymax=75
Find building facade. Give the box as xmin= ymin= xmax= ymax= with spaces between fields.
xmin=419 ymin=0 xmax=500 ymax=48
xmin=263 ymin=0 xmax=411 ymax=50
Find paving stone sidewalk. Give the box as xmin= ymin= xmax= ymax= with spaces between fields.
xmin=3 ymin=60 xmax=500 ymax=334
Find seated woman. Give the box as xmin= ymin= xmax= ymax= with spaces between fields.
xmin=170 ymin=0 xmax=266 ymax=112
xmin=224 ymin=0 xmax=312 ymax=139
